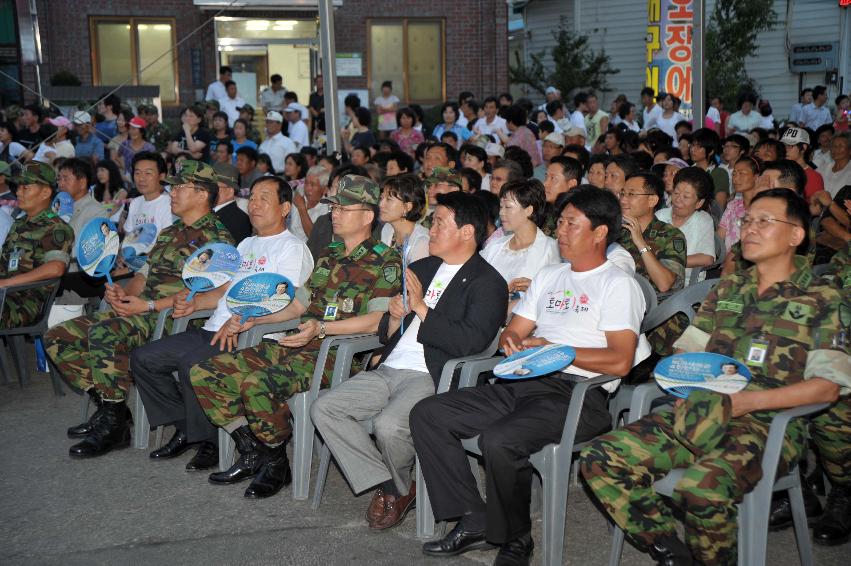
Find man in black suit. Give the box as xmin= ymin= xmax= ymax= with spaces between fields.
xmin=311 ymin=191 xmax=507 ymax=531
xmin=212 ymin=163 xmax=251 ymax=244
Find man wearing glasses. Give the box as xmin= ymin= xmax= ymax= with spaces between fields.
xmin=189 ymin=175 xmax=402 ymax=500
xmin=582 ymin=188 xmax=849 ymax=566
xmin=46 ymin=160 xmax=234 ymax=459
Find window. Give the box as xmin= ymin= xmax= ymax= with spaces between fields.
xmin=90 ymin=18 xmax=178 ymax=104
xmin=368 ymin=19 xmax=444 ymax=104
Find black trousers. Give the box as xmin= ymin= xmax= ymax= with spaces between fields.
xmin=410 ymin=375 xmax=611 ymax=544
xmin=130 ymin=328 xmax=221 ymax=444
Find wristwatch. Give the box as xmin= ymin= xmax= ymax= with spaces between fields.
xmin=318 ymin=321 xmax=327 ymax=339
xmin=147 ymin=300 xmax=156 ymax=312
xmin=638 ymin=246 xmax=651 ymax=255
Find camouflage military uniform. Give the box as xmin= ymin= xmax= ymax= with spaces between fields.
xmin=190 ymin=238 xmax=401 ymax=445
xmin=146 ymin=121 xmax=173 ymax=154
xmin=0 ymin=208 xmax=74 ymax=327
xmin=619 ymin=217 xmax=687 ymax=356
xmin=580 ymin=257 xmax=850 ymax=566
xmin=46 ymin=160 xmax=234 ymax=401
xmin=541 ymin=206 xmax=558 ymax=238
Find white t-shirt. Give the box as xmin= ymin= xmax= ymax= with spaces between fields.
xmin=821 ymin=160 xmax=851 ymax=198
xmin=287 ymin=119 xmax=310 ymax=150
xmin=383 ymin=262 xmax=463 ymax=373
xmin=203 ymin=230 xmax=314 ymax=331
xmin=473 ymin=116 xmax=509 ymax=138
xmin=124 ymin=193 xmax=173 ymax=234
xmin=656 ymin=208 xmax=715 ymax=283
xmin=380 ymin=222 xmax=431 ymax=264
xmin=480 ymin=228 xmax=560 ymax=284
xmin=0 ymin=141 xmax=28 ymax=160
xmin=205 ymin=80 xmax=227 ymax=102
xmin=258 ymin=133 xmax=297 ymax=174
xmin=655 ymin=112 xmax=687 ymax=142
xmin=374 ymin=95 xmax=401 ymax=131
xmin=642 ymin=104 xmax=663 ymax=131
xmin=512 ymin=261 xmax=651 ymax=391
xmin=569 ymin=110 xmax=588 ymax=134
xmin=219 ymin=96 xmax=245 ymax=127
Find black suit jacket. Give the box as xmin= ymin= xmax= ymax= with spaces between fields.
xmin=376 ymin=253 xmax=508 ymax=388
xmin=215 ymin=201 xmax=252 ymax=244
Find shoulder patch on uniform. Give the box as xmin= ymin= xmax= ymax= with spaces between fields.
xmin=52 ymin=227 xmax=67 ymax=245
xmin=372 ymin=242 xmax=390 ymax=255
xmin=672 ymin=237 xmax=686 ymax=254
xmin=782 ymin=302 xmax=814 ymax=323
xmin=383 ymin=265 xmax=400 ymax=284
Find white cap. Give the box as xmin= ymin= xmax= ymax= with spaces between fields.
xmin=284 ymin=103 xmax=302 ymax=116
xmin=545 ymin=86 xmax=559 ymax=95
xmin=265 ymin=111 xmax=284 ymax=123
xmin=564 ymin=126 xmax=587 ymax=138
xmin=485 ymin=142 xmax=504 ymax=158
xmin=780 ymin=126 xmax=810 ymax=146
xmin=543 ymin=132 xmax=565 ymax=146
xmin=72 ymin=111 xmax=92 ymax=125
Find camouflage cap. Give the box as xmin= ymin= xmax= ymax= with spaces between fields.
xmin=213 ymin=162 xmax=239 ymax=189
xmin=162 ymin=160 xmax=218 ymax=189
xmin=205 ymin=100 xmax=221 ymax=111
xmin=425 ymin=167 xmax=462 ymax=188
xmin=322 ymin=174 xmax=379 ymax=206
xmin=5 ymin=104 xmax=22 ymax=119
xmin=12 ymin=161 xmax=56 ymax=186
xmin=237 ymin=103 xmax=255 ymax=115
xmin=0 ymin=161 xmax=10 ymax=176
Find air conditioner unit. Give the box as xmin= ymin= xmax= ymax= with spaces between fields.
xmin=789 ymin=42 xmax=839 ymax=73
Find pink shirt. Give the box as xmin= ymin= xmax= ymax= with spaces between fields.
xmin=390 ymin=128 xmax=425 ymax=158
xmin=507 ymin=126 xmax=542 ymax=167
xmin=719 ymin=198 xmax=747 ymax=252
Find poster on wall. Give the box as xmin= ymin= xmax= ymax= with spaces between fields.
xmin=646 ymin=0 xmax=694 ymax=119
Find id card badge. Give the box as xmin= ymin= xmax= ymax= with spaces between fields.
xmin=8 ymin=247 xmax=21 ymax=272
xmin=323 ymin=302 xmax=339 ymax=321
xmin=746 ymin=337 xmax=770 ymax=367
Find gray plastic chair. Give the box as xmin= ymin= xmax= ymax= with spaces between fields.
xmin=607 ymin=382 xmax=827 ymax=566
xmin=0 ymin=278 xmax=64 ymax=394
xmin=310 ymin=332 xmax=502 ymax=534
xmin=687 ymin=235 xmax=725 ymax=286
xmin=633 ymin=274 xmax=658 ymax=315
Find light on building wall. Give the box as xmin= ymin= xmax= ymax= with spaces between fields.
xmin=245 ymin=20 xmax=270 ymax=31
xmin=154 ymin=24 xmax=171 ymax=31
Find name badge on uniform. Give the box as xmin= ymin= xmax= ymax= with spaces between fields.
xmin=8 ymin=247 xmax=21 ymax=272
xmin=323 ymin=302 xmax=339 ymax=321
xmin=746 ymin=337 xmax=770 ymax=367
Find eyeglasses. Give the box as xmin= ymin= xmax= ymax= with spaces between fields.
xmin=618 ymin=191 xmax=655 ymax=199
xmin=737 ymin=216 xmax=802 ymax=230
xmin=329 ymin=204 xmax=371 ymax=215
xmin=172 ymin=183 xmax=199 ymax=192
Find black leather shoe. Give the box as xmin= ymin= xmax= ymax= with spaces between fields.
xmin=208 ymin=426 xmax=264 ymax=485
xmin=244 ymin=444 xmax=292 ymax=499
xmin=69 ymin=401 xmax=131 ymax=459
xmin=769 ymin=488 xmax=822 ymax=531
xmin=149 ymin=430 xmax=191 ymax=460
xmin=813 ymin=485 xmax=851 ymax=546
xmin=647 ymin=535 xmax=693 ymax=566
xmin=186 ymin=441 xmax=218 ymax=471
xmin=494 ymin=532 xmax=534 ymax=566
xmin=422 ymin=521 xmax=495 ymax=557
xmin=67 ymin=389 xmax=104 ymax=438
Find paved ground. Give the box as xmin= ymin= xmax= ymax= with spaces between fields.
xmin=0 ymin=356 xmax=847 ymax=566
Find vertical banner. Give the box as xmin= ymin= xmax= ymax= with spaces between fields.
xmin=646 ymin=0 xmax=694 ymax=119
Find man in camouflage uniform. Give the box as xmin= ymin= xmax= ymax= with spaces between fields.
xmin=0 ymin=163 xmax=73 ymax=327
xmin=421 ymin=167 xmax=461 ymax=229
xmin=190 ymin=175 xmax=402 ymax=499
xmin=139 ymin=104 xmax=172 ymax=154
xmin=45 ymin=161 xmax=233 ymax=459
xmin=580 ymin=189 xmax=850 ymax=566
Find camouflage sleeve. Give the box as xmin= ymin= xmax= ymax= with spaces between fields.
xmin=295 ymin=253 xmax=331 ymax=311
xmin=42 ymin=222 xmax=74 ymax=267
xmin=656 ymin=227 xmax=687 ymax=291
xmin=672 ymin=276 xmax=727 ymax=353
xmin=804 ymin=288 xmax=851 ymax=392
xmin=366 ymin=252 xmax=402 ymax=313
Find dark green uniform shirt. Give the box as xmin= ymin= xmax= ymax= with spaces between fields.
xmin=619 ymin=216 xmax=687 ymax=300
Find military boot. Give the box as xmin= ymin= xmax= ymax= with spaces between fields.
xmin=647 ymin=535 xmax=693 ymax=566
xmin=769 ymin=469 xmax=823 ymax=531
xmin=69 ymin=400 xmax=131 ymax=458
xmin=208 ymin=425 xmax=264 ymax=485
xmin=244 ymin=442 xmax=292 ymax=499
xmin=813 ymin=484 xmax=851 ymax=546
xmin=67 ymin=389 xmax=104 ymax=438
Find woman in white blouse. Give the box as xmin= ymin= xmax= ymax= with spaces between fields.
xmin=480 ymin=178 xmax=560 ymax=312
xmin=379 ymin=173 xmax=430 ymax=264
xmin=655 ymin=167 xmax=716 ymax=284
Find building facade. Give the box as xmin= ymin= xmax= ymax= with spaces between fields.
xmin=9 ymin=0 xmax=508 ymax=114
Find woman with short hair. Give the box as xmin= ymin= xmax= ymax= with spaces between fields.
xmin=379 ymin=173 xmax=430 ymax=263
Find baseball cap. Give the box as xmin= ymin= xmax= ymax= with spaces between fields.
xmin=162 ymin=160 xmax=218 ymax=189
xmin=543 ymin=132 xmax=565 ymax=147
xmin=780 ymin=126 xmax=810 ymax=146
xmin=48 ymin=116 xmax=72 ymax=129
xmin=237 ymin=103 xmax=255 ymax=115
xmin=545 ymin=86 xmax=559 ymax=95
xmin=129 ymin=117 xmax=146 ymax=129
xmin=322 ymin=174 xmax=380 ymax=206
xmin=661 ymin=158 xmax=689 ymax=170
xmin=563 ymin=126 xmax=587 ymax=138
xmin=205 ymin=100 xmax=220 ymax=111
xmin=13 ymin=161 xmax=56 ymax=186
xmin=265 ymin=111 xmax=284 ymax=123
xmin=485 ymin=142 xmax=505 ymax=158
xmin=72 ymin=111 xmax=92 ymax=125
xmin=425 ymin=167 xmax=463 ymax=189
xmin=213 ymin=162 xmax=239 ymax=189
xmin=284 ymin=103 xmax=302 ymax=115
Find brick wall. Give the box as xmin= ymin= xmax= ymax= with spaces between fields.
xmin=27 ymin=0 xmax=507 ymax=109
